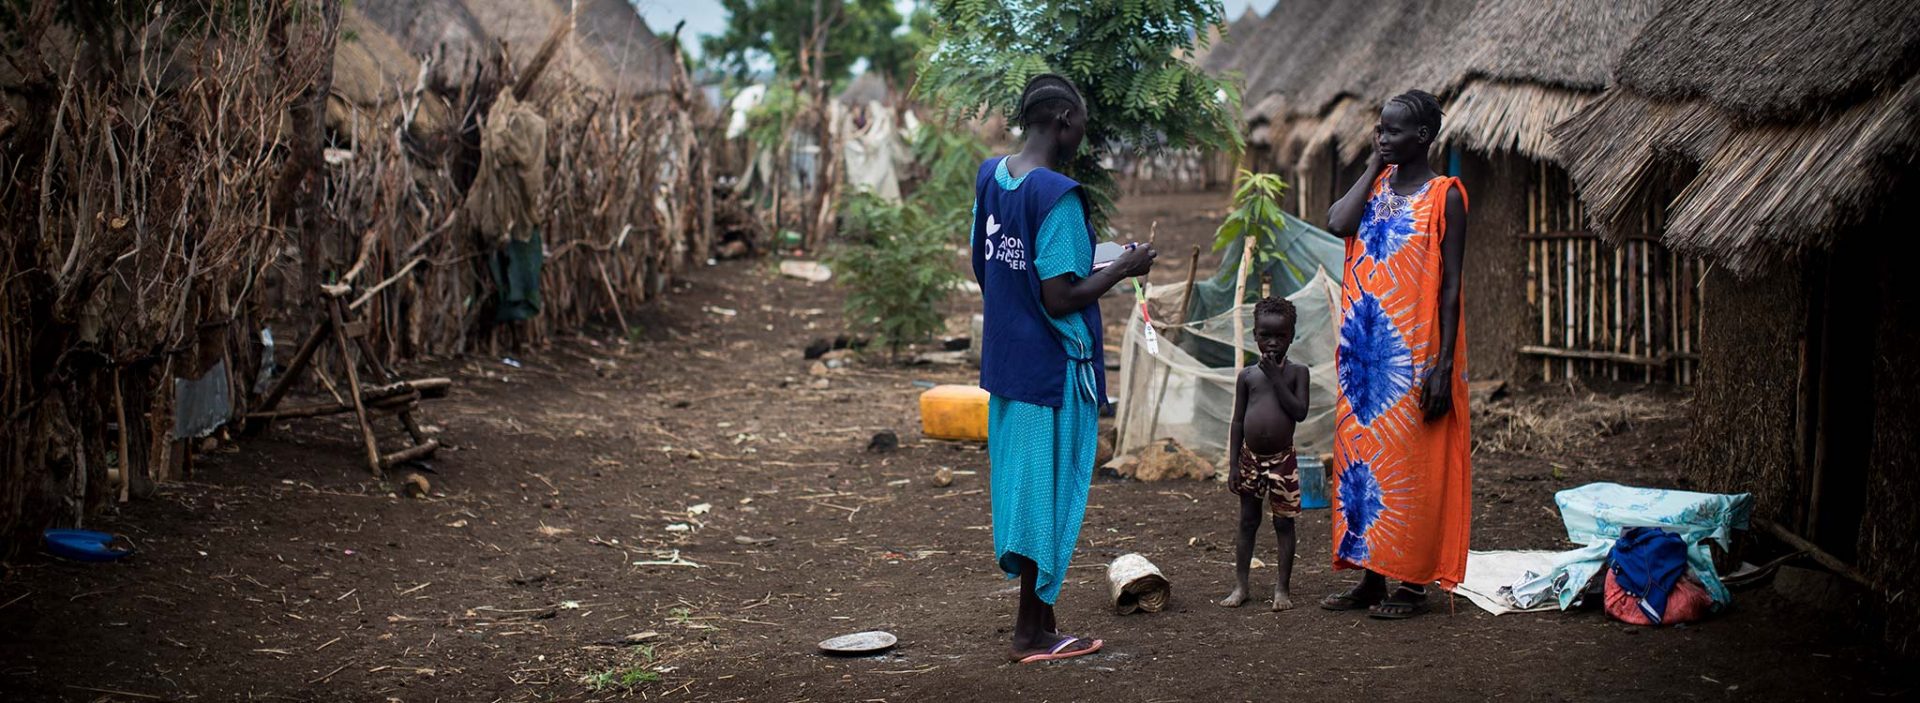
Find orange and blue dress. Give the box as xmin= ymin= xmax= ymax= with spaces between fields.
xmin=1330 ymin=165 xmax=1472 ymax=589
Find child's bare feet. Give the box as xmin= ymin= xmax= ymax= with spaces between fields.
xmin=1271 ymin=587 xmax=1295 ymax=612
xmin=1217 ymin=586 xmax=1249 ymax=607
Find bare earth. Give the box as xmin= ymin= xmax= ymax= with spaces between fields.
xmin=1 ymin=191 xmax=1910 ymax=702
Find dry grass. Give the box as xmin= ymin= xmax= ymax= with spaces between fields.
xmin=1473 ymin=386 xmax=1682 ymax=456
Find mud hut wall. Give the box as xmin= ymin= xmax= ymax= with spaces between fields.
xmin=1454 ymin=149 xmax=1530 ymax=382
xmin=1682 ymin=262 xmax=1805 ymax=530
xmin=1865 ymin=253 xmax=1920 ymax=651
xmin=1289 ymin=143 xmax=1337 ymax=231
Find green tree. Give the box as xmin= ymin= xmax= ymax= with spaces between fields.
xmin=917 ymin=0 xmax=1243 ymax=231
xmin=865 ymin=5 xmax=935 ymax=90
xmin=701 ymin=0 xmax=909 ymax=84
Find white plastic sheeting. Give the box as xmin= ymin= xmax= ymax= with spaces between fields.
xmin=1114 ymin=267 xmax=1342 ymax=467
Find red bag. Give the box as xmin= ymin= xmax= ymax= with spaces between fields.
xmin=1604 ymin=570 xmax=1712 ymax=625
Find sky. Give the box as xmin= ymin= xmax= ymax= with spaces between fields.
xmin=631 ymin=0 xmax=1280 ymax=60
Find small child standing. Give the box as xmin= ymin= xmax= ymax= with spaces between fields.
xmin=1219 ymin=297 xmax=1310 ymax=611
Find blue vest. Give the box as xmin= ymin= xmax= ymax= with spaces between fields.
xmin=970 ymin=156 xmax=1106 ymax=409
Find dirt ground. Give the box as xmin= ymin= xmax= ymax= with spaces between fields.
xmin=3 ymin=190 xmax=1913 ymax=702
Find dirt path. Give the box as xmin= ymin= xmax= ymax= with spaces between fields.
xmin=2 ymin=191 xmax=1911 ymax=702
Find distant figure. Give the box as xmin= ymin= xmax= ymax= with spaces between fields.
xmin=972 ymin=74 xmax=1156 ymax=663
xmin=1320 ymin=89 xmax=1472 ymax=619
xmin=1218 ymin=296 xmax=1310 ymax=611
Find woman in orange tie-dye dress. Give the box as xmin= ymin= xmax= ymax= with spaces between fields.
xmin=1318 ymin=90 xmax=1471 ymax=620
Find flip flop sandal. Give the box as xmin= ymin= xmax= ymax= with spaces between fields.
xmin=1017 ymin=636 xmax=1104 ymax=664
xmin=1367 ymin=586 xmax=1429 ymax=620
xmin=1319 ymin=585 xmax=1386 ymax=611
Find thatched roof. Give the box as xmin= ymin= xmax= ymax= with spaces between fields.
xmin=1212 ymin=0 xmax=1477 ymax=166
xmin=572 ymin=0 xmax=679 ymax=96
xmin=352 ymin=0 xmax=490 ymax=87
xmin=357 ymin=0 xmax=678 ymax=98
xmin=332 ymin=9 xmax=449 ymax=140
xmin=1450 ymin=0 xmax=1657 ymax=91
xmin=461 ymin=0 xmax=607 ymax=94
xmin=838 ymin=72 xmax=891 ymax=106
xmin=1611 ymin=0 xmax=1920 ymax=124
xmin=1433 ymin=0 xmax=1658 ymax=159
xmin=1553 ymin=0 xmax=1920 ymax=272
xmin=1210 ymin=0 xmax=1661 ymax=163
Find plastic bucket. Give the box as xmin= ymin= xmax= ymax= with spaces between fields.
xmin=1298 ymin=456 xmax=1330 ymax=509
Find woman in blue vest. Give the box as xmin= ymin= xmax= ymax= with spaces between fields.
xmin=972 ymin=74 xmax=1156 ymax=664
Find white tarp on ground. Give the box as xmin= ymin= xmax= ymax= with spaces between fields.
xmin=1457 ymin=550 xmax=1565 ymax=616
xmin=1114 ymin=267 xmax=1342 ymax=468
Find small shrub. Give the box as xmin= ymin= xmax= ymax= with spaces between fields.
xmin=830 ymin=119 xmax=987 ymax=357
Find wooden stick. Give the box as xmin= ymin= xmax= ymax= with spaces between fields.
xmin=512 ymin=9 xmax=577 ymax=101
xmin=381 ymin=439 xmax=440 ymax=469
xmin=597 ymin=260 xmax=631 ymax=336
xmin=348 ymin=256 xmax=424 ymax=310
xmin=1517 ymin=345 xmax=1688 ymax=366
xmin=1754 ymin=518 xmax=1878 ymax=591
xmin=1643 ymin=242 xmax=1658 ymax=384
xmin=247 ymin=321 xmax=332 ymax=434
xmin=330 ymin=301 xmax=383 ymax=477
xmin=246 ymin=392 xmax=419 ymax=422
xmin=339 ymin=228 xmax=380 ymax=284
xmin=113 ymin=367 xmax=130 ymax=503
xmin=1172 ymin=245 xmax=1201 ymax=340
xmin=1226 ymin=236 xmax=1254 ymax=452
xmin=398 ymin=410 xmax=430 ymax=445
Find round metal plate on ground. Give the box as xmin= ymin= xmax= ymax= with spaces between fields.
xmin=817 ymin=630 xmax=897 ymax=655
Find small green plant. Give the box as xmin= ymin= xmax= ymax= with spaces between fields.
xmin=830 ymin=194 xmax=960 ymax=357
xmin=1212 ymin=170 xmax=1302 ymax=285
xmin=581 ymin=645 xmax=660 ymax=691
xmin=666 ymin=607 xmax=694 ymax=626
xmin=829 ymin=119 xmax=989 ymax=358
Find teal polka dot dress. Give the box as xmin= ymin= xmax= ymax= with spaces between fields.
xmin=976 ymin=158 xmax=1099 ymax=605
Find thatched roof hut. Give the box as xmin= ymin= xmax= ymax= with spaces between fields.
xmin=1552 ymin=0 xmax=1920 ymax=272
xmin=1552 ymin=0 xmax=1920 ymax=650
xmin=352 ymin=0 xmax=490 ymax=87
xmin=1212 ymin=0 xmax=1658 ymax=166
xmin=355 ymin=0 xmax=679 ymax=99
xmin=838 ymin=71 xmax=892 ymax=106
xmin=572 ymin=0 xmax=681 ymax=97
xmin=331 ymin=10 xmax=452 ymax=140
xmin=1436 ymin=0 xmax=1658 ymax=159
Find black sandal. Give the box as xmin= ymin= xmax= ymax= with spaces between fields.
xmin=1367 ymin=585 xmax=1429 ymax=619
xmin=1319 ymin=582 xmax=1386 ymax=611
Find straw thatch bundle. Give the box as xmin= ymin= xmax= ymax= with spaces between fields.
xmin=1552 ymin=0 xmax=1920 ymax=271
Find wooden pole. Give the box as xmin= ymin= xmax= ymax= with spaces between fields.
xmin=246 ymin=321 xmax=332 ymax=434
xmin=597 ymin=260 xmax=631 ymax=336
xmin=1755 ymin=518 xmax=1878 ymax=592
xmin=1227 ymin=237 xmax=1254 ymax=453
xmin=329 ymin=300 xmax=383 ymax=477
xmin=113 ymin=368 xmax=130 ymax=503
xmin=1143 ymin=245 xmax=1204 ymax=445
